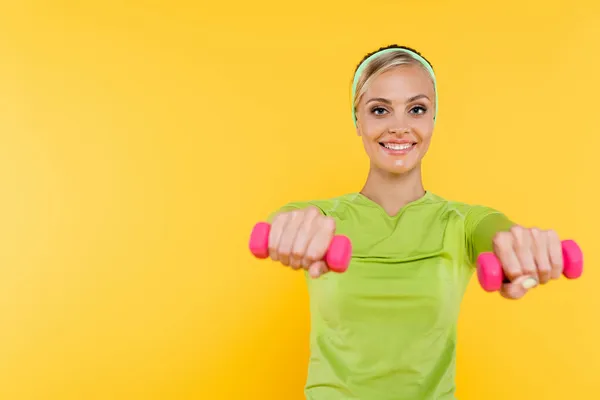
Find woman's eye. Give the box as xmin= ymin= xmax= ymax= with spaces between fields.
xmin=410 ymin=106 xmax=427 ymax=115
xmin=371 ymin=107 xmax=388 ymax=115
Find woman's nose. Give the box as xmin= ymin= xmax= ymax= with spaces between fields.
xmin=387 ymin=114 xmax=410 ymax=135
xmin=388 ymin=124 xmax=410 ymax=135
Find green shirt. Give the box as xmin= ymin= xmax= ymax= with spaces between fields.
xmin=268 ymin=191 xmax=514 ymax=400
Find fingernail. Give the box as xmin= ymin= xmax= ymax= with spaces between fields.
xmin=522 ymin=277 xmax=538 ymax=289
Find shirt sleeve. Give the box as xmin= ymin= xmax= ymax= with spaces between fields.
xmin=464 ymin=206 xmax=515 ymax=265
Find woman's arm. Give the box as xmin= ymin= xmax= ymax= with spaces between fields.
xmin=466 ymin=206 xmax=564 ymax=299
xmin=467 ymin=209 xmax=515 ymax=263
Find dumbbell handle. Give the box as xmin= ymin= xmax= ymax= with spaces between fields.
xmin=477 ymin=239 xmax=583 ymax=292
xmin=248 ymin=222 xmax=352 ymax=272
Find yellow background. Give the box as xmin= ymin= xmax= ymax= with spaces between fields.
xmin=0 ymin=1 xmax=598 ymax=399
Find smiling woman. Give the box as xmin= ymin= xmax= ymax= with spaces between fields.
xmin=352 ymin=45 xmax=436 ymax=191
xmin=256 ymin=44 xmax=575 ymax=400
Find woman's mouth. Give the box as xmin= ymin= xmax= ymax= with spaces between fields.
xmin=379 ymin=141 xmax=416 ymax=155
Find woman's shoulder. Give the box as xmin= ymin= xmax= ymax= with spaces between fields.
xmin=266 ymin=193 xmax=360 ymax=221
xmin=426 ymin=192 xmax=501 ymax=212
xmin=427 ymin=193 xmax=510 ymax=232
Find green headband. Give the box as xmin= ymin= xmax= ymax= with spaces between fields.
xmin=351 ymin=48 xmax=437 ymax=127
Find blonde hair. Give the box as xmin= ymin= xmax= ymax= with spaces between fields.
xmin=351 ymin=47 xmax=437 ymax=124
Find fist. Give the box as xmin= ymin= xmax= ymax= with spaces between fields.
xmin=493 ymin=225 xmax=564 ymax=299
xmin=268 ymin=206 xmax=336 ymax=278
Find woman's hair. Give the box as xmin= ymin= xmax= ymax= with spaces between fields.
xmin=352 ymin=44 xmax=435 ymax=118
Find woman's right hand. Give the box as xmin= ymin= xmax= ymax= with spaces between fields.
xmin=268 ymin=206 xmax=337 ymax=278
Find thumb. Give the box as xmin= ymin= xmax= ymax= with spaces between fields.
xmin=499 ymin=275 xmax=538 ymax=299
xmin=308 ymin=261 xmax=329 ymax=278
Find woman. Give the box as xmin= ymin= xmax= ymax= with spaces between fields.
xmin=264 ymin=44 xmax=565 ymax=399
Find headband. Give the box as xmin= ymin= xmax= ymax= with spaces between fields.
xmin=351 ymin=48 xmax=437 ymax=127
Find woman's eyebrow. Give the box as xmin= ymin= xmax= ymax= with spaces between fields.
xmin=366 ymin=94 xmax=430 ymax=105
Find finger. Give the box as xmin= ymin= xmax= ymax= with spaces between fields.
xmin=306 ymin=216 xmax=336 ymax=264
xmin=307 ymin=261 xmax=329 ymax=278
xmin=546 ymin=229 xmax=564 ymax=280
xmin=301 ymin=255 xmax=313 ymax=269
xmin=512 ymin=226 xmax=537 ymax=279
xmin=493 ymin=231 xmax=522 ymax=281
xmin=531 ymin=228 xmax=552 ymax=284
xmin=500 ymin=275 xmax=538 ymax=300
xmin=268 ymin=213 xmax=290 ymax=262
xmin=289 ymin=208 xmax=319 ymax=269
xmin=277 ymin=211 xmax=303 ymax=266
xmin=301 ymin=212 xmax=326 ymax=269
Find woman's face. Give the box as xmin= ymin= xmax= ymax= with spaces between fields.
xmin=355 ymin=64 xmax=435 ymax=175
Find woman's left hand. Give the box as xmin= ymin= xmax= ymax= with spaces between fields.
xmin=492 ymin=225 xmax=564 ymax=299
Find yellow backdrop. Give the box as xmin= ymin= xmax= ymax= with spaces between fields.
xmin=0 ymin=1 xmax=598 ymax=399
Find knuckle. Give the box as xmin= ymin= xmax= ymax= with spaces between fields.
xmin=320 ymin=216 xmax=336 ymax=231
xmin=272 ymin=213 xmax=286 ymax=226
xmin=304 ymin=206 xmax=320 ymax=216
xmin=493 ymin=231 xmax=510 ymax=247
xmin=521 ymin=261 xmax=535 ymax=271
xmin=497 ymin=230 xmax=510 ymax=239
xmin=289 ymin=210 xmax=300 ymax=220
xmin=512 ymin=226 xmax=529 ymax=243
xmin=291 ymin=248 xmax=304 ymax=258
xmin=510 ymin=225 xmax=523 ymax=235
xmin=304 ymin=255 xmax=316 ymax=264
xmin=278 ymin=245 xmax=290 ymax=257
xmin=538 ymin=264 xmax=551 ymax=273
xmin=504 ymin=267 xmax=520 ymax=279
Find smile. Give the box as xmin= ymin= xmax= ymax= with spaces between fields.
xmin=379 ymin=141 xmax=416 ymax=154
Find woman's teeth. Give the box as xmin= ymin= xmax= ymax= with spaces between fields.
xmin=382 ymin=143 xmax=413 ymax=150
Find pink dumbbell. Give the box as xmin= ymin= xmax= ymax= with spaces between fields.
xmin=248 ymin=222 xmax=352 ymax=273
xmin=477 ymin=239 xmax=583 ymax=292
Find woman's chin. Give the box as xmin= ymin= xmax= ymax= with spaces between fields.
xmin=380 ymin=161 xmax=417 ymax=175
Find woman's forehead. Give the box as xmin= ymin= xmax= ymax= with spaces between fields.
xmin=365 ymin=66 xmax=435 ymax=99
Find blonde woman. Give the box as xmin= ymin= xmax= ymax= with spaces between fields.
xmin=260 ymin=45 xmax=572 ymax=399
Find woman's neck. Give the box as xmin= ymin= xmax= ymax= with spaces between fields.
xmin=360 ymin=165 xmax=426 ymax=217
